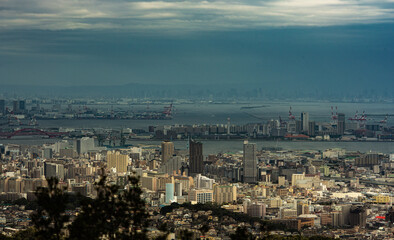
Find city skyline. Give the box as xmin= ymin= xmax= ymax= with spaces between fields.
xmin=0 ymin=1 xmax=394 ymax=238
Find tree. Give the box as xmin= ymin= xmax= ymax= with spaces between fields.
xmin=29 ymin=173 xmax=149 ymax=240
xmin=68 ymin=173 xmax=149 ymax=240
xmin=177 ymin=229 xmax=193 ymax=240
xmin=199 ymin=223 xmax=210 ymax=237
xmin=31 ymin=177 xmax=69 ymax=240
xmin=230 ymin=227 xmax=256 ymax=240
xmin=9 ymin=228 xmax=36 ymax=240
xmin=154 ymin=223 xmax=170 ymax=240
xmin=13 ymin=197 xmax=28 ymax=206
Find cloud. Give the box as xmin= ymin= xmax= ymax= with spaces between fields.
xmin=0 ymin=0 xmax=393 ymax=31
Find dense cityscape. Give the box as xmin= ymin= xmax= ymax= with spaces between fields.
xmin=0 ymin=98 xmax=393 ymax=239
xmin=2 ymin=0 xmax=394 ymax=238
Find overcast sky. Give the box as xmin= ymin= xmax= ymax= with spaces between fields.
xmin=1 ymin=0 xmax=394 ymax=89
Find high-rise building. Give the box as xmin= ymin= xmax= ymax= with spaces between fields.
xmin=349 ymin=206 xmax=367 ymax=227
xmin=59 ymin=149 xmax=77 ymax=158
xmin=0 ymin=100 xmax=5 ymax=115
xmin=278 ymin=176 xmax=286 ymax=186
xmin=308 ymin=121 xmax=315 ymax=136
xmin=161 ymin=141 xmax=174 ymax=163
xmin=331 ymin=212 xmax=341 ymax=227
xmin=74 ymin=137 xmax=95 ymax=155
xmin=195 ymin=174 xmax=215 ymax=189
xmin=19 ymin=100 xmax=26 ymax=112
xmin=291 ymin=173 xmax=305 ymax=186
xmin=213 ymin=184 xmax=237 ymax=204
xmin=189 ymin=140 xmax=203 ymax=176
xmin=301 ymin=112 xmax=309 ymax=132
xmin=297 ymin=201 xmax=310 ymax=216
xmin=339 ymin=204 xmax=351 ymax=226
xmin=337 ymin=113 xmax=345 ymax=135
xmin=141 ymin=176 xmax=157 ymax=191
xmin=42 ymin=148 xmax=53 ymax=159
xmin=175 ymin=182 xmax=183 ymax=197
xmin=247 ymin=203 xmax=266 ymax=218
xmin=44 ymin=162 xmax=65 ymax=180
xmin=159 ymin=156 xmax=183 ymax=175
xmin=243 ymin=141 xmax=257 ymax=183
xmin=320 ymin=213 xmax=332 ymax=226
xmin=12 ymin=101 xmax=19 ymax=113
xmin=107 ymin=151 xmax=129 ymax=173
xmin=295 ymin=120 xmax=302 ymax=133
xmin=11 ymin=100 xmax=26 ymax=114
xmin=165 ymin=183 xmax=175 ymax=203
xmin=355 ymin=153 xmax=380 ymax=167
xmin=188 ymin=189 xmax=213 ymax=204
xmin=386 ymin=207 xmax=394 ymax=223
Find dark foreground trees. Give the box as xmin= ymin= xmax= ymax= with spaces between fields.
xmin=230 ymin=226 xmax=255 ymax=240
xmin=28 ymin=173 xmax=149 ymax=240
xmin=68 ymin=174 xmax=148 ymax=240
xmin=31 ymin=177 xmax=69 ymax=240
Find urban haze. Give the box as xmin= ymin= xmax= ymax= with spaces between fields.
xmin=0 ymin=0 xmax=393 ymax=239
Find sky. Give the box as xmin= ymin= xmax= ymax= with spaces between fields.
xmin=1 ymin=0 xmax=394 ymax=93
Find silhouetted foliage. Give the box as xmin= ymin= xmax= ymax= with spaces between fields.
xmin=13 ymin=198 xmax=28 ymax=206
xmin=10 ymin=228 xmax=36 ymax=240
xmin=30 ymin=177 xmax=69 ymax=240
xmin=0 ymin=233 xmax=9 ymax=240
xmin=25 ymin=200 xmax=39 ymax=210
xmin=162 ymin=202 xmax=265 ymax=225
xmin=65 ymin=192 xmax=89 ymax=210
xmin=27 ymin=173 xmax=149 ymax=240
xmin=230 ymin=226 xmax=256 ymax=240
xmin=68 ymin=173 xmax=149 ymax=240
xmin=154 ymin=223 xmax=170 ymax=240
xmin=0 ymin=228 xmax=37 ymax=240
xmin=177 ymin=229 xmax=194 ymax=240
xmin=199 ymin=223 xmax=210 ymax=237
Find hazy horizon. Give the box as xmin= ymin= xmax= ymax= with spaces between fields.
xmin=1 ymin=0 xmax=394 ymax=99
